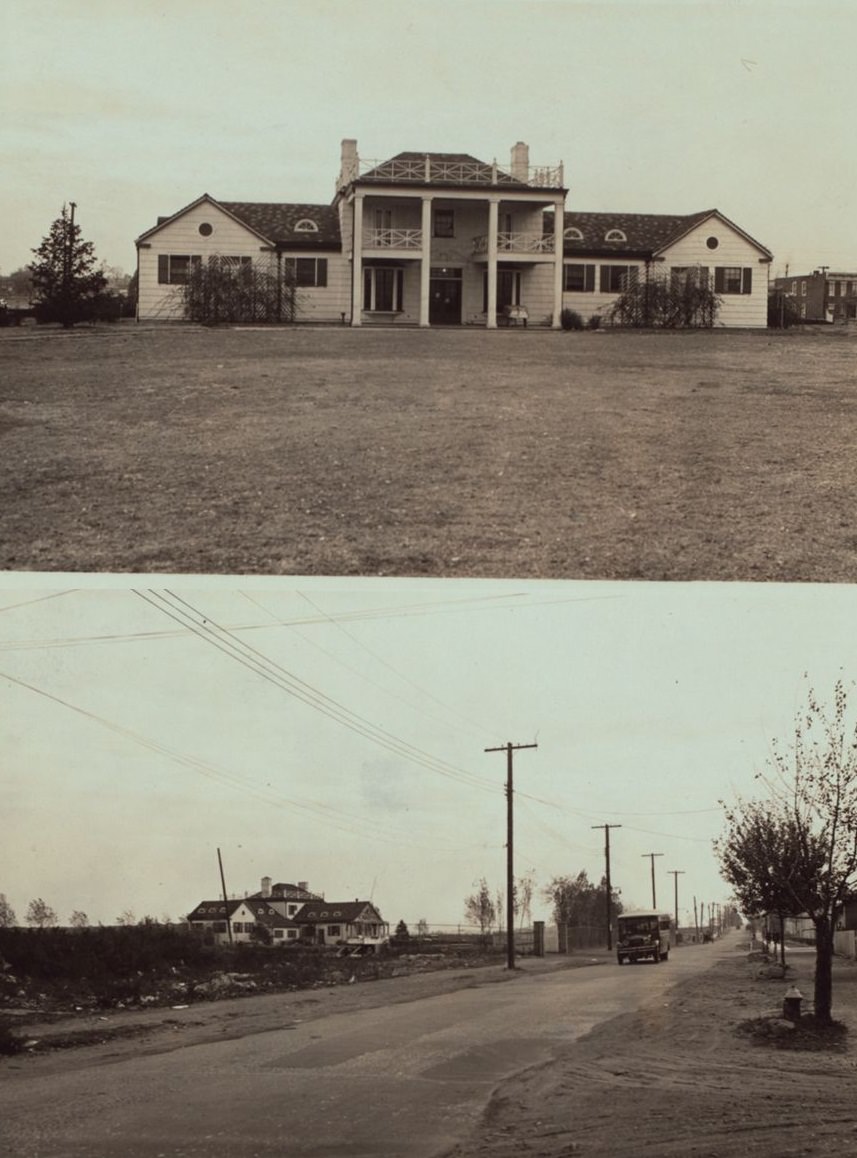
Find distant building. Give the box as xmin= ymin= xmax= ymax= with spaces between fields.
xmin=187 ymin=876 xmax=388 ymax=947
xmin=772 ymin=270 xmax=857 ymax=323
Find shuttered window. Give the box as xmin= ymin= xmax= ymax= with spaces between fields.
xmin=564 ymin=263 xmax=596 ymax=292
xmin=714 ymin=267 xmax=752 ymax=295
xmin=284 ymin=257 xmax=328 ymax=288
xmin=600 ymin=265 xmax=638 ymax=293
xmin=157 ymin=254 xmax=201 ymax=285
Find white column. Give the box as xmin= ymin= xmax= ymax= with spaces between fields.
xmin=419 ymin=196 xmax=432 ymax=327
xmin=486 ymin=196 xmax=499 ymax=329
xmin=552 ymin=196 xmax=564 ymax=329
xmin=351 ymin=194 xmax=364 ymax=326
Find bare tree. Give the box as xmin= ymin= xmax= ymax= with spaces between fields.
xmin=115 ymin=910 xmax=137 ymax=927
xmin=68 ymin=910 xmax=89 ymax=929
xmin=26 ymin=898 xmax=58 ymax=928
xmin=463 ymin=878 xmax=496 ymax=936
xmin=515 ymin=869 xmax=536 ymax=929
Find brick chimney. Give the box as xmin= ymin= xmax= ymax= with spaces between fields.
xmin=339 ymin=139 xmax=358 ymax=188
xmin=510 ymin=141 xmax=530 ymax=183
xmin=298 ymin=880 xmax=309 ymax=893
xmin=261 ymin=876 xmax=272 ymax=898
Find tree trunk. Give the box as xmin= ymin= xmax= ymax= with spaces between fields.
xmin=814 ymin=915 xmax=834 ymax=1023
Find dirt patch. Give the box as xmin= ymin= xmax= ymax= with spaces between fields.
xmin=446 ymin=950 xmax=857 ymax=1157
xmin=4 ymin=325 xmax=857 ymax=580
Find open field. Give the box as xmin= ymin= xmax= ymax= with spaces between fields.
xmin=2 ymin=323 xmax=856 ymax=579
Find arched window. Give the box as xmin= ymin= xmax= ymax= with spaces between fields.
xmin=563 ymin=227 xmax=583 ymax=240
xmin=605 ymin=229 xmax=627 ymax=242
xmin=294 ymin=219 xmax=319 ymax=233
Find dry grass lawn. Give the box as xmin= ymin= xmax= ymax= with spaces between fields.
xmin=2 ymin=323 xmax=857 ymax=579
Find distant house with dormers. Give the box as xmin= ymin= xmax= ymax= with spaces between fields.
xmin=187 ymin=876 xmax=388 ymax=947
xmin=135 ymin=139 xmax=771 ymax=328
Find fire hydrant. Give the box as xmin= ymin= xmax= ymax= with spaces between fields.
xmin=783 ymin=986 xmax=803 ymax=1021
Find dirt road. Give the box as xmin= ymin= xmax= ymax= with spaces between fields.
xmin=1 ymin=944 xmax=717 ymax=1157
xmin=449 ymin=940 xmax=857 ymax=1157
xmin=3 ymin=938 xmax=856 ymax=1157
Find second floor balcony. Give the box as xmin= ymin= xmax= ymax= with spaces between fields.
xmin=472 ymin=232 xmax=557 ymax=257
xmin=363 ymin=228 xmax=423 ymax=251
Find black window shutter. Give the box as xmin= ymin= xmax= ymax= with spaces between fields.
xmin=317 ymin=259 xmax=328 ymax=288
xmin=600 ymin=265 xmax=609 ymax=292
xmin=585 ymin=264 xmax=595 ymax=292
xmin=158 ymin=255 xmax=169 ymax=284
xmin=742 ymin=267 xmax=752 ymax=295
xmin=714 ymin=267 xmax=725 ymax=293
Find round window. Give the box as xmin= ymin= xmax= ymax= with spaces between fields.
xmin=706 ymin=236 xmax=719 ymax=250
xmin=199 ymin=222 xmax=213 ymax=237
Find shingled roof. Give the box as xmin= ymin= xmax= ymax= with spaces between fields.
xmin=220 ymin=202 xmax=341 ymax=249
xmin=558 ymin=209 xmax=772 ymax=260
xmin=296 ymin=901 xmax=380 ymax=924
xmin=137 ymin=195 xmax=341 ymax=250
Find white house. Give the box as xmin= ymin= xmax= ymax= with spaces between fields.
xmin=558 ymin=209 xmax=772 ymax=327
xmin=135 ymin=140 xmax=772 ymax=328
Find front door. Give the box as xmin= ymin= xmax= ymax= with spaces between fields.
xmin=429 ymin=268 xmax=462 ymax=325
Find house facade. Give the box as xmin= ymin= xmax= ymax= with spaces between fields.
xmin=771 ymin=270 xmax=857 ymax=323
xmin=135 ymin=139 xmax=771 ymax=328
xmin=187 ymin=876 xmax=388 ymax=947
xmin=558 ymin=209 xmax=772 ymax=328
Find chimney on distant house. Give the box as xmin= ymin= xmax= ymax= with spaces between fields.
xmin=339 ymin=139 xmax=358 ymax=189
xmin=298 ymin=880 xmax=309 ymax=893
xmin=510 ymin=141 xmax=530 ymax=183
xmin=261 ymin=876 xmax=272 ymax=898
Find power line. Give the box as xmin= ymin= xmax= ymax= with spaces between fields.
xmin=135 ymin=589 xmax=500 ymax=796
xmin=0 ymin=667 xmax=487 ymax=854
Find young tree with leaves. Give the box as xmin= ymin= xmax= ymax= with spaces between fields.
xmin=26 ymin=898 xmax=58 ymax=928
xmin=720 ymin=680 xmax=857 ymax=1022
xmin=0 ymin=894 xmax=17 ymax=927
xmin=30 ymin=203 xmax=107 ymax=328
xmin=68 ymin=910 xmax=89 ymax=929
xmin=715 ymin=800 xmax=814 ymax=968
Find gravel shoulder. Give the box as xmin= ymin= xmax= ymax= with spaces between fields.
xmin=446 ymin=943 xmax=857 ymax=1157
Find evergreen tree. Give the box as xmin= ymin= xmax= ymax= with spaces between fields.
xmin=30 ymin=203 xmax=107 ymax=328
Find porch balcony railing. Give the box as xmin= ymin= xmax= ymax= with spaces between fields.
xmin=363 ymin=228 xmax=423 ymax=250
xmin=354 ymin=157 xmax=564 ymax=189
xmin=472 ymin=232 xmax=557 ymax=255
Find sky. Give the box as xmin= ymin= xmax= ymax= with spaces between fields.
xmin=2 ymin=0 xmax=856 ymax=280
xmin=5 ymin=575 xmax=857 ymax=931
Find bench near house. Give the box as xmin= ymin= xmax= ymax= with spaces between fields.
xmin=136 ymin=138 xmax=771 ymax=328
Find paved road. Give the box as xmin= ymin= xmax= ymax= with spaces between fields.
xmin=0 ymin=939 xmax=735 ymax=1158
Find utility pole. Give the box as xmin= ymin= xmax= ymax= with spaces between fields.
xmin=217 ymin=846 xmax=233 ymax=945
xmin=485 ymin=741 xmax=537 ymax=970
xmin=642 ymin=852 xmax=663 ymax=909
xmin=693 ymin=895 xmax=699 ymax=943
xmin=592 ymin=823 xmax=622 ymax=949
xmin=668 ymin=870 xmax=685 ymax=933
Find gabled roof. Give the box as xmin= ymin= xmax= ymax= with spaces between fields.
xmin=219 ymin=202 xmax=341 ymax=249
xmin=558 ymin=209 xmax=772 ymax=261
xmin=187 ymin=898 xmax=299 ymax=928
xmin=136 ymin=195 xmax=340 ymax=250
xmin=297 ymin=901 xmax=382 ymax=924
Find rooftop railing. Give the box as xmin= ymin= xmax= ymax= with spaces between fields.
xmin=346 ymin=156 xmax=564 ymax=189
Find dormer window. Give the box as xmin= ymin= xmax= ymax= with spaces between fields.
xmin=564 ymin=227 xmax=583 ymax=240
xmin=294 ymin=219 xmax=319 ymax=233
xmin=605 ymin=229 xmax=627 ymax=242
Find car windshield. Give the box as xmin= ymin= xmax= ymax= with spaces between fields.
xmin=620 ymin=917 xmax=657 ymax=935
